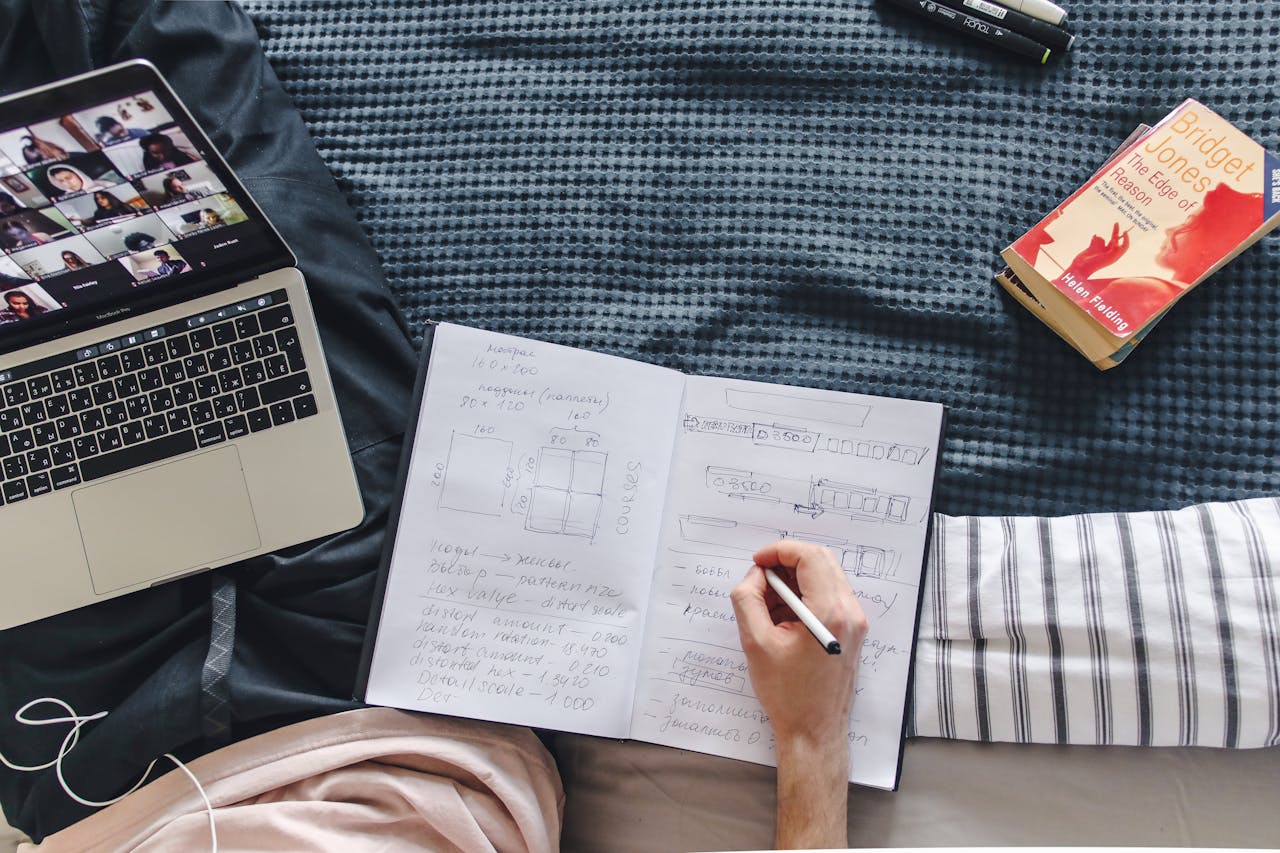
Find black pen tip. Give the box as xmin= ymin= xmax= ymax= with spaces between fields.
xmin=826 ymin=641 xmax=842 ymax=655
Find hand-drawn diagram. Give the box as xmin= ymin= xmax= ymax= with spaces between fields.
xmin=438 ymin=433 xmax=513 ymax=516
xmin=725 ymin=388 xmax=871 ymax=428
xmin=527 ymin=447 xmax=607 ymax=539
xmin=436 ymin=430 xmax=608 ymax=541
xmin=682 ymin=388 xmax=930 ymax=467
xmin=705 ymin=466 xmax=913 ymax=525
xmin=676 ymin=515 xmax=903 ymax=581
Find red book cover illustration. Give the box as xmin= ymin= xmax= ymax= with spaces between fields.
xmin=1009 ymin=99 xmax=1280 ymax=339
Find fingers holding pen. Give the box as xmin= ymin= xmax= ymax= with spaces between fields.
xmin=748 ymin=540 xmax=869 ymax=652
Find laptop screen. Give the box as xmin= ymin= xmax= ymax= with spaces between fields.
xmin=0 ymin=61 xmax=293 ymax=353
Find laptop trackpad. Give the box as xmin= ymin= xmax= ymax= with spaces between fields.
xmin=73 ymin=447 xmax=261 ymax=594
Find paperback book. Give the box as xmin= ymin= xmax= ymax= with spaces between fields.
xmin=999 ymin=99 xmax=1280 ymax=368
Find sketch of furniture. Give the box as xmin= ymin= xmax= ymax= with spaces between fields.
xmin=526 ymin=447 xmax=607 ymax=539
xmin=822 ymin=435 xmax=930 ymax=466
xmin=438 ymin=433 xmax=514 ymax=516
xmin=682 ymin=411 xmax=930 ymax=467
xmin=676 ymin=515 xmax=900 ymax=581
xmin=724 ymin=388 xmax=871 ymax=428
xmin=705 ymin=467 xmax=912 ymax=524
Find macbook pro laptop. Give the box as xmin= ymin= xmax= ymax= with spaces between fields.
xmin=0 ymin=60 xmax=363 ymax=629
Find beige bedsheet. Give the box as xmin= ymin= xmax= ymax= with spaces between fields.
xmin=554 ymin=734 xmax=1280 ymax=851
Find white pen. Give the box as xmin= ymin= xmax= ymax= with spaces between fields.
xmin=988 ymin=0 xmax=1067 ymax=26
xmin=763 ymin=568 xmax=842 ymax=655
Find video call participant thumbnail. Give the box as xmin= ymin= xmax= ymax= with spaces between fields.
xmin=0 ymin=284 xmax=60 ymax=324
xmin=0 ymin=211 xmax=72 ymax=252
xmin=27 ymin=152 xmax=126 ymax=202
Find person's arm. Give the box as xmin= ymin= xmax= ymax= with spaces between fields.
xmin=730 ymin=540 xmax=869 ymax=850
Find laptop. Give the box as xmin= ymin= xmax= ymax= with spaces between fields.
xmin=0 ymin=60 xmax=363 ymax=629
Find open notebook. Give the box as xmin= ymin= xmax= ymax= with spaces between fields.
xmin=357 ymin=322 xmax=944 ymax=790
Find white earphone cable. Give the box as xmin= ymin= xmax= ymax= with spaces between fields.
xmin=0 ymin=698 xmax=217 ymax=851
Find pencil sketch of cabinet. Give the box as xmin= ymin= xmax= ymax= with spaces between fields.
xmin=526 ymin=447 xmax=607 ymax=539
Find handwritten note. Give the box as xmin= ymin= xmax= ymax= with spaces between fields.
xmin=364 ymin=323 xmax=684 ymax=736
xmin=363 ymin=325 xmax=943 ymax=788
xmin=628 ymin=375 xmax=942 ymax=790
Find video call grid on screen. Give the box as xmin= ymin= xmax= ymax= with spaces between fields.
xmin=0 ymin=73 xmax=284 ymax=338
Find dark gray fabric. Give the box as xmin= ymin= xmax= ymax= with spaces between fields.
xmin=241 ymin=0 xmax=1280 ymax=518
xmin=0 ymin=0 xmax=417 ymax=840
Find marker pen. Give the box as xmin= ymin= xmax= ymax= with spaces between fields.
xmin=988 ymin=0 xmax=1067 ymax=26
xmin=764 ymin=569 xmax=842 ymax=655
xmin=934 ymin=0 xmax=1075 ymax=52
xmin=881 ymin=0 xmax=1053 ymax=64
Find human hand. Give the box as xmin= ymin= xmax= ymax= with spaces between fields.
xmin=730 ymin=540 xmax=868 ymax=749
xmin=1064 ymin=222 xmax=1130 ymax=281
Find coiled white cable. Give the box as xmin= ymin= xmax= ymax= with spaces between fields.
xmin=0 ymin=698 xmax=216 ymax=851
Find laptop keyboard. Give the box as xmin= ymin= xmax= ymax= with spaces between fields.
xmin=0 ymin=288 xmax=317 ymax=508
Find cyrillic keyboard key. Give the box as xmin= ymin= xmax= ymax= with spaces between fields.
xmin=235 ymin=315 xmax=259 ymax=339
xmin=25 ymin=447 xmax=51 ymax=472
xmin=212 ymin=322 xmax=237 ymax=346
xmin=97 ymin=427 xmax=123 ymax=453
xmin=269 ymin=402 xmax=294 ymax=426
xmin=121 ymin=422 xmax=146 ymax=445
xmin=138 ymin=367 xmax=163 ymax=391
xmin=167 ymin=407 xmax=193 ymax=432
xmin=258 ymin=372 xmax=311 ymax=406
xmin=26 ymin=472 xmax=51 ymax=498
xmin=20 ymin=402 xmax=46 ymax=426
xmin=189 ymin=402 xmax=215 ymax=426
xmin=3 ymin=455 xmax=28 ymax=478
xmin=3 ymin=382 xmax=29 ymax=406
xmin=68 ymin=389 xmax=93 ymax=412
xmin=79 ymin=430 xmax=198 ymax=482
xmin=51 ymin=442 xmax=74 ymax=465
xmin=190 ymin=328 xmax=214 ymax=352
xmin=166 ymin=336 xmax=191 ymax=359
xmin=248 ymin=408 xmax=271 ymax=433
xmin=293 ymin=394 xmax=318 ymax=419
xmin=51 ymin=369 xmax=76 ymax=392
xmin=196 ymin=423 xmax=226 ymax=447
xmin=225 ymin=415 xmax=249 ymax=439
xmin=78 ymin=410 xmax=105 ymax=433
xmin=55 ymin=417 xmax=82 ymax=440
xmin=143 ymin=416 xmax=168 ymax=439
xmin=45 ymin=394 xmax=69 ymax=417
xmin=73 ymin=434 xmax=99 ymax=458
xmin=258 ymin=304 xmax=294 ymax=331
xmin=3 ymin=479 xmax=28 ymax=503
xmin=9 ymin=429 xmax=33 ymax=453
xmin=97 ymin=354 xmax=123 ymax=379
xmin=73 ymin=363 xmax=98 ymax=386
xmin=51 ymin=464 xmax=81 ymax=490
xmin=27 ymin=375 xmax=52 ymax=398
xmin=33 ymin=423 xmax=58 ymax=446
xmin=160 ymin=362 xmax=185 ymax=385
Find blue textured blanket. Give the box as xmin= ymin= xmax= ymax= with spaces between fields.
xmin=243 ymin=0 xmax=1280 ymax=517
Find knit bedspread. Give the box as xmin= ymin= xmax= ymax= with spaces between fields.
xmin=239 ymin=0 xmax=1280 ymax=517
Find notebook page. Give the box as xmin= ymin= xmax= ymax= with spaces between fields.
xmin=629 ymin=375 xmax=943 ymax=788
xmin=365 ymin=323 xmax=684 ymax=737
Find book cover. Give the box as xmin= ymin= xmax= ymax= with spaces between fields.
xmin=1003 ymin=99 xmax=1280 ymax=345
